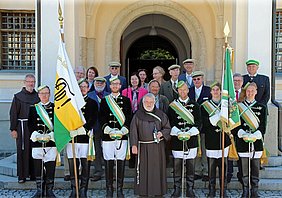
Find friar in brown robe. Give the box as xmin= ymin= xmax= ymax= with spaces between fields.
xmin=130 ymin=93 xmax=171 ymax=197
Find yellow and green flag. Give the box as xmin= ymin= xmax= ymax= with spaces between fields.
xmin=220 ymin=47 xmax=241 ymax=131
xmin=54 ymin=38 xmax=86 ymax=152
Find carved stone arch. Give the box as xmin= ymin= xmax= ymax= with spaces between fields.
xmin=104 ymin=0 xmax=207 ymax=75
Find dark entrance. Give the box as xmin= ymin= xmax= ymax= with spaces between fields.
xmin=126 ymin=36 xmax=178 ymax=82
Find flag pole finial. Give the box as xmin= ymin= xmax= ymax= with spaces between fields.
xmin=224 ymin=22 xmax=230 ymax=44
xmin=58 ymin=0 xmax=64 ymax=42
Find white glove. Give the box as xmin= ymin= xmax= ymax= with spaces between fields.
xmin=250 ymin=130 xmax=262 ymax=140
xmin=70 ymin=127 xmax=86 ymax=138
xmin=171 ymin=126 xmax=181 ymax=136
xmin=30 ymin=131 xmax=40 ymax=142
xmin=120 ymin=126 xmax=129 ymax=135
xmin=238 ymin=129 xmax=247 ymax=138
xmin=187 ymin=127 xmax=199 ymax=136
xmin=209 ymin=113 xmax=220 ymax=126
xmin=49 ymin=132 xmax=55 ymax=142
xmin=104 ymin=126 xmax=114 ymax=134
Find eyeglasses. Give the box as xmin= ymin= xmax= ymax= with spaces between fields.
xmin=39 ymin=92 xmax=50 ymax=95
xmin=110 ymin=67 xmax=119 ymax=70
xmin=111 ymin=83 xmax=120 ymax=86
xmin=79 ymin=86 xmax=88 ymax=89
xmin=25 ymin=80 xmax=35 ymax=83
xmin=192 ymin=78 xmax=201 ymax=81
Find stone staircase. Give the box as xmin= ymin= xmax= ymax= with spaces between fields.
xmin=1 ymin=154 xmax=282 ymax=190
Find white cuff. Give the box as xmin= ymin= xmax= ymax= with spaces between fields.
xmin=209 ymin=113 xmax=220 ymax=126
xmin=120 ymin=126 xmax=129 ymax=135
xmin=70 ymin=127 xmax=86 ymax=138
xmin=171 ymin=126 xmax=181 ymax=136
xmin=188 ymin=127 xmax=199 ymax=136
xmin=238 ymin=129 xmax=246 ymax=138
xmin=104 ymin=126 xmax=113 ymax=134
xmin=30 ymin=131 xmax=40 ymax=142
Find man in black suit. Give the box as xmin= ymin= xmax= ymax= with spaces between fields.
xmin=242 ymin=59 xmax=270 ymax=105
xmin=189 ymin=71 xmax=211 ymax=181
xmin=104 ymin=62 xmax=127 ymax=93
xmin=159 ymin=64 xmax=181 ymax=103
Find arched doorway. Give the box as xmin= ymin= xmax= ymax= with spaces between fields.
xmin=121 ymin=14 xmax=191 ymax=82
xmin=126 ymin=35 xmax=178 ymax=81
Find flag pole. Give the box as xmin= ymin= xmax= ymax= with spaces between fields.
xmin=221 ymin=22 xmax=230 ymax=197
xmin=58 ymin=2 xmax=79 ymax=198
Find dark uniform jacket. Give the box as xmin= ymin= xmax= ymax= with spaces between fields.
xmin=188 ymin=85 xmax=211 ymax=105
xmin=74 ymin=96 xmax=98 ymax=143
xmin=28 ymin=102 xmax=55 ymax=148
xmin=168 ymin=99 xmax=201 ymax=151
xmin=201 ymin=100 xmax=231 ymax=150
xmin=236 ymin=100 xmax=267 ymax=152
xmin=242 ymin=74 xmax=270 ymax=105
xmin=100 ymin=94 xmax=132 ymax=141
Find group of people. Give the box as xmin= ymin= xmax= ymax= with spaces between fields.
xmin=9 ymin=58 xmax=269 ymax=198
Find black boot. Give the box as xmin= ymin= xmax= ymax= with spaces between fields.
xmin=241 ymin=158 xmax=249 ymax=198
xmin=171 ymin=158 xmax=182 ymax=197
xmin=32 ymin=177 xmax=44 ymax=198
xmin=68 ymin=158 xmax=80 ymax=198
xmin=207 ymin=158 xmax=216 ymax=198
xmin=117 ymin=160 xmax=125 ymax=198
xmin=105 ymin=160 xmax=114 ymax=198
xmin=45 ymin=161 xmax=56 ymax=198
xmin=251 ymin=159 xmax=260 ymax=198
xmin=79 ymin=158 xmax=90 ymax=198
xmin=186 ymin=159 xmax=195 ymax=198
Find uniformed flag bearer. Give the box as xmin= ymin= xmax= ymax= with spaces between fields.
xmin=66 ymin=79 xmax=98 ymax=198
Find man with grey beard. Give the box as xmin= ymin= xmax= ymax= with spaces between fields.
xmin=88 ymin=77 xmax=110 ymax=181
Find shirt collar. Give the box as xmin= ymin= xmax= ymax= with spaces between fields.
xmin=179 ymin=97 xmax=189 ymax=103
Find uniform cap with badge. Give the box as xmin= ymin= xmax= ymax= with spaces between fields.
xmin=108 ymin=61 xmax=121 ymax=67
xmin=168 ymin=64 xmax=181 ymax=71
xmin=182 ymin=58 xmax=195 ymax=64
xmin=246 ymin=59 xmax=259 ymax=66
xmin=192 ymin=71 xmax=204 ymax=78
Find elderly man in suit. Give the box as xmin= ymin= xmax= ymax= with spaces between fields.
xmin=242 ymin=59 xmax=270 ymax=105
xmin=178 ymin=58 xmax=195 ymax=88
xmin=189 ymin=71 xmax=211 ymax=181
xmin=160 ymin=64 xmax=181 ymax=103
xmin=104 ymin=62 xmax=127 ymax=93
xmin=148 ymin=79 xmax=170 ymax=114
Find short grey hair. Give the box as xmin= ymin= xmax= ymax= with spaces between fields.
xmin=25 ymin=73 xmax=36 ymax=80
xmin=142 ymin=93 xmax=155 ymax=104
xmin=74 ymin=66 xmax=86 ymax=73
xmin=233 ymin=73 xmax=243 ymax=79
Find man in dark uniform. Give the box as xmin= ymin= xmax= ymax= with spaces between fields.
xmin=189 ymin=71 xmax=211 ymax=181
xmin=104 ymin=62 xmax=127 ymax=93
xmin=242 ymin=59 xmax=270 ymax=105
xmin=88 ymin=77 xmax=110 ymax=181
xmin=160 ymin=64 xmax=181 ymax=103
xmin=168 ymin=81 xmax=201 ymax=198
xmin=10 ymin=74 xmax=40 ymax=183
xmin=236 ymin=82 xmax=267 ymax=198
xmin=28 ymin=85 xmax=57 ymax=198
xmin=100 ymin=76 xmax=132 ymax=198
xmin=66 ymin=79 xmax=98 ymax=198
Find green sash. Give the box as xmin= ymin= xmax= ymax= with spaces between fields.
xmin=238 ymin=102 xmax=260 ymax=132
xmin=202 ymin=100 xmax=222 ymax=129
xmin=35 ymin=103 xmax=53 ymax=131
xmin=169 ymin=100 xmax=194 ymax=125
xmin=105 ymin=95 xmax=125 ymax=127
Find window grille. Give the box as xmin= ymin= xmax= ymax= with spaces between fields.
xmin=0 ymin=10 xmax=35 ymax=71
xmin=275 ymin=10 xmax=282 ymax=73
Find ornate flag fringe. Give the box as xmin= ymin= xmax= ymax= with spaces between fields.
xmin=56 ymin=151 xmax=61 ymax=166
xmin=197 ymin=134 xmax=202 ymax=157
xmin=228 ymin=136 xmax=239 ymax=161
xmin=126 ymin=138 xmax=131 ymax=160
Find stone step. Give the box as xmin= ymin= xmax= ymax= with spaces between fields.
xmin=1 ymin=175 xmax=282 ymax=191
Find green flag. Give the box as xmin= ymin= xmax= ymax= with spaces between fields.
xmin=220 ymin=48 xmax=241 ymax=131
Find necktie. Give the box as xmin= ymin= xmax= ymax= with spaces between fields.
xmin=235 ymin=90 xmax=239 ymax=101
xmin=173 ymin=82 xmax=177 ymax=90
xmin=98 ymin=92 xmax=103 ymax=99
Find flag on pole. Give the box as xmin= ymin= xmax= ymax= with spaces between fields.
xmin=54 ymin=38 xmax=86 ymax=152
xmin=220 ymin=47 xmax=241 ymax=131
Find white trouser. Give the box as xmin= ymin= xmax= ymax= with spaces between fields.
xmin=32 ymin=147 xmax=57 ymax=162
xmin=102 ymin=140 xmax=127 ymax=160
xmin=66 ymin=143 xmax=88 ymax=158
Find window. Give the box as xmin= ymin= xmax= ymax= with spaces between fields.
xmin=0 ymin=10 xmax=35 ymax=71
xmin=275 ymin=10 xmax=282 ymax=73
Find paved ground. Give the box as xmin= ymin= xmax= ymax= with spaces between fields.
xmin=1 ymin=189 xmax=282 ymax=198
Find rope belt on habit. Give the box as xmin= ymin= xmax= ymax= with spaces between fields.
xmin=136 ymin=138 xmax=164 ymax=185
xmin=18 ymin=119 xmax=28 ymax=150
